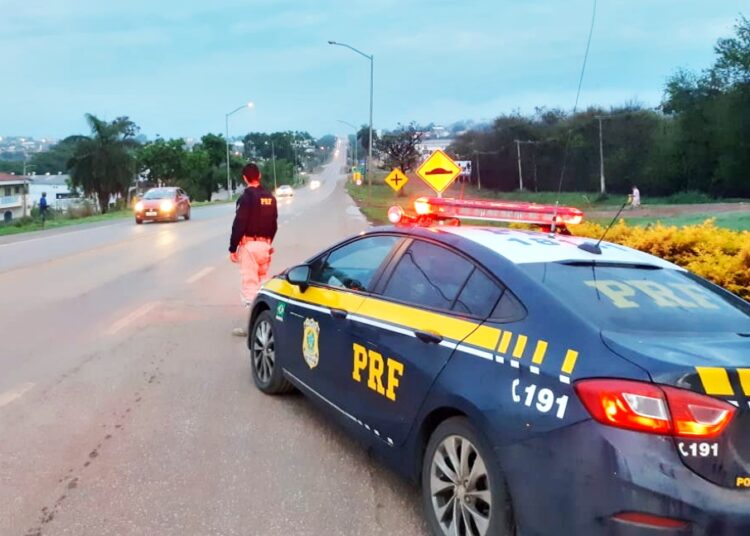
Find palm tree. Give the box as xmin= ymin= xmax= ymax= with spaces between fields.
xmin=67 ymin=114 xmax=139 ymax=213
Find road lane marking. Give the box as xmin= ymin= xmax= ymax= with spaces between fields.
xmin=186 ymin=266 xmax=215 ymax=284
xmin=107 ymin=302 xmax=159 ymax=335
xmin=0 ymin=382 xmax=35 ymax=408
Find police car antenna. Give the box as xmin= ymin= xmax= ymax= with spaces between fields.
xmin=578 ymin=197 xmax=628 ymax=255
xmin=550 ymin=0 xmax=598 ymax=234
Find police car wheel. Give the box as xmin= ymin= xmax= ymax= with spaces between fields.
xmin=250 ymin=311 xmax=293 ymax=395
xmin=422 ymin=417 xmax=515 ymax=536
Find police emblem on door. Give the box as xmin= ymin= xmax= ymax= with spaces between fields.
xmin=302 ymin=318 xmax=320 ymax=369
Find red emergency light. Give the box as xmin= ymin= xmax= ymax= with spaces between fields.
xmin=388 ymin=197 xmax=585 ymax=232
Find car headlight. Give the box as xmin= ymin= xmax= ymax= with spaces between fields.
xmin=135 ymin=201 xmax=144 ymax=212
xmin=160 ymin=200 xmax=174 ymax=212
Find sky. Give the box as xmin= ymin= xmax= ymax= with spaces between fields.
xmin=0 ymin=0 xmax=745 ymax=140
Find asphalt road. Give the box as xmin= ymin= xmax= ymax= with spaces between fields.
xmin=0 ymin=143 xmax=428 ymax=536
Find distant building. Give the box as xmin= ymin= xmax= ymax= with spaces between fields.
xmin=416 ymin=139 xmax=455 ymax=160
xmin=0 ymin=173 xmax=29 ymax=222
xmin=27 ymin=174 xmax=79 ymax=210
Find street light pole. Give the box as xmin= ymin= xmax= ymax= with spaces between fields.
xmin=225 ymin=102 xmax=253 ymax=198
xmin=328 ymin=41 xmax=374 ymax=188
xmin=337 ymin=120 xmax=359 ymax=171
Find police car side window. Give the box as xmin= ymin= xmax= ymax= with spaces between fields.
xmin=382 ymin=241 xmax=473 ymax=311
xmin=491 ymin=290 xmax=525 ymax=322
xmin=453 ymin=269 xmax=503 ymax=318
xmin=310 ymin=236 xmax=399 ymax=292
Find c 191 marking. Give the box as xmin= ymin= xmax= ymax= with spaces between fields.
xmin=512 ymin=379 xmax=568 ymax=419
xmin=678 ymin=442 xmax=719 ymax=458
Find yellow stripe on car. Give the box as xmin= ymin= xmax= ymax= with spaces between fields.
xmin=696 ymin=367 xmax=735 ymax=396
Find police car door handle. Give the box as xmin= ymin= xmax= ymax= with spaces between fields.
xmin=330 ymin=308 xmax=348 ymax=319
xmin=415 ymin=330 xmax=443 ymax=345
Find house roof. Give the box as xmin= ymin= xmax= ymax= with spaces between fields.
xmin=0 ymin=172 xmax=28 ymax=183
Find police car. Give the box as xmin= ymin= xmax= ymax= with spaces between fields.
xmin=247 ymin=196 xmax=750 ymax=535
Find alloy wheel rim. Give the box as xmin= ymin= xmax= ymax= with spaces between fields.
xmin=252 ymin=320 xmax=275 ymax=383
xmin=430 ymin=435 xmax=492 ymax=536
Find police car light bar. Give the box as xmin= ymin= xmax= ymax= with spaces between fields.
xmin=409 ymin=197 xmax=584 ymax=227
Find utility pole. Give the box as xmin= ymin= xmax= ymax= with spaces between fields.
xmin=514 ymin=140 xmax=523 ymax=191
xmin=475 ymin=151 xmax=482 ymax=191
xmin=596 ymin=115 xmax=606 ymax=194
xmin=271 ymin=140 xmax=277 ymax=191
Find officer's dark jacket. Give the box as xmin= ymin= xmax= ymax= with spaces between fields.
xmin=229 ymin=185 xmax=278 ymax=253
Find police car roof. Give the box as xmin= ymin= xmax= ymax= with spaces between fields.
xmin=379 ymin=225 xmax=680 ymax=270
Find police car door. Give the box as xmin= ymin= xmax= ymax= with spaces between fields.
xmin=283 ymin=235 xmax=402 ymax=411
xmin=345 ymin=239 xmax=491 ymax=447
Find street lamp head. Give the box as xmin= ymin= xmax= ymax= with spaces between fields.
xmin=328 ymin=40 xmax=336 ymax=45
xmin=247 ymin=102 xmax=254 ymax=108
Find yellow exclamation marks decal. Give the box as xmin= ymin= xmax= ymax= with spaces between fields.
xmin=497 ymin=331 xmax=513 ymax=354
xmin=561 ymin=350 xmax=579 ymax=377
xmin=530 ymin=340 xmax=548 ymax=374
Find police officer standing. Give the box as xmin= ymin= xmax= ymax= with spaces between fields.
xmin=229 ymin=163 xmax=278 ymax=336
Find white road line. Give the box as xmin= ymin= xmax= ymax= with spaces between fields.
xmin=186 ymin=266 xmax=215 ymax=284
xmin=0 ymin=382 xmax=35 ymax=408
xmin=106 ymin=302 xmax=159 ymax=335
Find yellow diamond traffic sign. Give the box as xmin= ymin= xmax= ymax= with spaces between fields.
xmin=384 ymin=168 xmax=409 ymax=192
xmin=416 ymin=149 xmax=461 ymax=194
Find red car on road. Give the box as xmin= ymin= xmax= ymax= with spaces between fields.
xmin=134 ymin=187 xmax=191 ymax=224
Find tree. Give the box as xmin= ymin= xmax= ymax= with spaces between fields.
xmin=137 ymin=138 xmax=186 ymax=187
xmin=356 ymin=125 xmax=378 ymax=156
xmin=30 ymin=136 xmax=89 ymax=174
xmin=67 ymin=114 xmax=139 ymax=213
xmin=180 ymin=148 xmax=218 ymax=202
xmin=376 ymin=122 xmax=424 ymax=173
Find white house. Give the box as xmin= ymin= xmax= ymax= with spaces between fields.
xmin=27 ymin=174 xmax=79 ymax=210
xmin=0 ymin=173 xmax=29 ymax=222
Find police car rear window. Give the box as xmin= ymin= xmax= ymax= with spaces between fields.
xmin=524 ymin=262 xmax=750 ymax=333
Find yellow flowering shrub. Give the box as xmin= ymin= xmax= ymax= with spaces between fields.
xmin=572 ymin=220 xmax=750 ymax=300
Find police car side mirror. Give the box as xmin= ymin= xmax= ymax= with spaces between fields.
xmin=287 ymin=265 xmax=311 ymax=292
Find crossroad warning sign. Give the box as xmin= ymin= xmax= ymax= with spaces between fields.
xmin=416 ymin=150 xmax=461 ymax=194
xmin=384 ymin=168 xmax=409 ymax=192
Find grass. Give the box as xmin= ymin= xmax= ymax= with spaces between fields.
xmin=0 ymin=197 xmax=238 ymax=238
xmin=598 ymin=211 xmax=750 ymax=231
xmin=0 ymin=210 xmax=132 ymax=237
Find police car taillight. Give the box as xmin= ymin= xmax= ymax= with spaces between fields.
xmin=575 ymin=379 xmax=736 ymax=439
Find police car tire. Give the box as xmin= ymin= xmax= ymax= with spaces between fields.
xmin=422 ymin=417 xmax=515 ymax=536
xmin=250 ymin=311 xmax=293 ymax=395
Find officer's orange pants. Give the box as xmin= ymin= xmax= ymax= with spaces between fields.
xmin=238 ymin=240 xmax=272 ymax=305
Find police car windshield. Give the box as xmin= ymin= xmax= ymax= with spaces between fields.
xmin=143 ymin=189 xmax=174 ymax=200
xmin=523 ymin=262 xmax=750 ymax=333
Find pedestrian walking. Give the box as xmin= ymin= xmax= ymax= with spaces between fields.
xmin=229 ymin=163 xmax=278 ymax=337
xmin=39 ymin=192 xmax=49 ymax=227
xmin=630 ymin=185 xmax=641 ymax=209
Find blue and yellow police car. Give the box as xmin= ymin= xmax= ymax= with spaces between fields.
xmin=247 ymin=196 xmax=750 ymax=536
